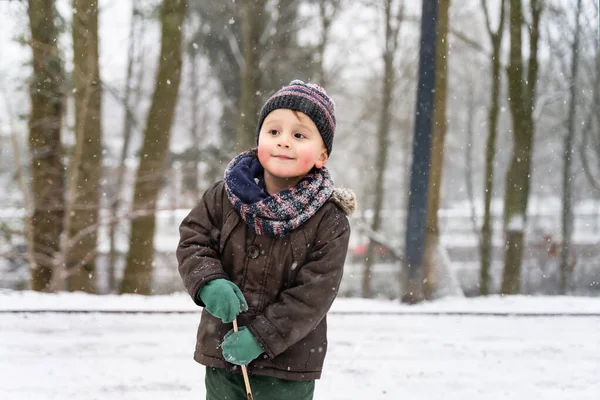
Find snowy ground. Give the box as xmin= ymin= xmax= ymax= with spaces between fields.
xmin=1 ymin=291 xmax=600 ymax=399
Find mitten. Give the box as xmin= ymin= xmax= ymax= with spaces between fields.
xmin=221 ymin=326 xmax=264 ymax=365
xmin=197 ymin=279 xmax=248 ymax=323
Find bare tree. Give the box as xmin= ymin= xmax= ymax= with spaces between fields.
xmin=26 ymin=0 xmax=66 ymax=291
xmin=464 ymin=86 xmax=480 ymax=247
xmin=63 ymin=0 xmax=102 ymax=293
xmin=480 ymin=0 xmax=506 ymax=295
xmin=178 ymin=14 xmax=219 ymax=200
xmin=313 ymin=0 xmax=343 ymax=87
xmin=188 ymin=0 xmax=318 ymax=155
xmin=558 ymin=0 xmax=583 ymax=294
xmin=362 ymin=0 xmax=404 ymax=298
xmin=423 ymin=0 xmax=463 ymax=299
xmin=579 ymin=3 xmax=600 ymax=191
xmin=1 ymin=89 xmax=37 ymax=283
xmin=107 ymin=0 xmax=145 ymax=293
xmin=186 ymin=41 xmax=204 ymax=197
xmin=501 ymin=0 xmax=543 ymax=294
xmin=236 ymin=0 xmax=267 ymax=153
xmin=120 ymin=0 xmax=187 ymax=294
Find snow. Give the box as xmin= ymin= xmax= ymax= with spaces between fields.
xmin=1 ymin=291 xmax=600 ymax=399
xmin=2 ymin=290 xmax=600 ymax=315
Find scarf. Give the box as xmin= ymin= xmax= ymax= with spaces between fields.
xmin=224 ymin=149 xmax=334 ymax=238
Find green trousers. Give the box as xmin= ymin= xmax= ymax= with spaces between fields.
xmin=205 ymin=367 xmax=315 ymax=400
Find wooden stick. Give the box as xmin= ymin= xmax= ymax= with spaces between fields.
xmin=232 ymin=318 xmax=253 ymax=400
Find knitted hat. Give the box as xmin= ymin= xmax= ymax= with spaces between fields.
xmin=255 ymin=79 xmax=336 ymax=155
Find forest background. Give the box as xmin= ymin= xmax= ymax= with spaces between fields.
xmin=0 ymin=0 xmax=599 ymax=302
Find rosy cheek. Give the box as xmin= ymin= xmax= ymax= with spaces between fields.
xmin=257 ymin=143 xmax=271 ymax=164
xmin=296 ymin=149 xmax=315 ymax=170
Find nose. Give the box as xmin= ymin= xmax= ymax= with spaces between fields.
xmin=276 ymin=133 xmax=290 ymax=148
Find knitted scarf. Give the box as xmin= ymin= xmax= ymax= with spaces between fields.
xmin=224 ymin=149 xmax=334 ymax=238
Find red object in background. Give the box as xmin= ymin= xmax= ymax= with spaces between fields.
xmin=350 ymin=243 xmax=394 ymax=256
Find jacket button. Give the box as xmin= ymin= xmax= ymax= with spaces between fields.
xmin=247 ymin=245 xmax=260 ymax=259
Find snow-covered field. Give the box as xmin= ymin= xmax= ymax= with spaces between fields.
xmin=1 ymin=291 xmax=599 ymax=399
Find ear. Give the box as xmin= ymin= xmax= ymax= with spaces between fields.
xmin=314 ymin=150 xmax=328 ymax=169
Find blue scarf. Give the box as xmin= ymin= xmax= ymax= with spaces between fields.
xmin=224 ymin=149 xmax=334 ymax=238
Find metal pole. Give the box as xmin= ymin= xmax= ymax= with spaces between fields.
xmin=403 ymin=0 xmax=439 ymax=304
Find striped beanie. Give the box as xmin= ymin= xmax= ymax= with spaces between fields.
xmin=255 ymin=79 xmax=336 ymax=155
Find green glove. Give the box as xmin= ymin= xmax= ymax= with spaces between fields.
xmin=221 ymin=326 xmax=264 ymax=365
xmin=197 ymin=279 xmax=248 ymax=323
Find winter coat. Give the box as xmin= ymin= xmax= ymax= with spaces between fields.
xmin=177 ymin=180 xmax=355 ymax=381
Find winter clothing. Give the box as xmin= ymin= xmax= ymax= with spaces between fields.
xmin=197 ymin=279 xmax=248 ymax=323
xmin=224 ymin=149 xmax=334 ymax=238
xmin=205 ymin=367 xmax=315 ymax=400
xmin=177 ymin=179 xmax=355 ymax=381
xmin=256 ymin=79 xmax=336 ymax=155
xmin=179 ymin=78 xmax=351 ymax=392
xmin=221 ymin=326 xmax=264 ymax=365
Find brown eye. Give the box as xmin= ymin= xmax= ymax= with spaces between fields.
xmin=294 ymin=132 xmax=306 ymax=139
xmin=269 ymin=129 xmax=279 ymax=136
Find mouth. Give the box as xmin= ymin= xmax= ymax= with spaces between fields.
xmin=273 ymin=155 xmax=294 ymax=160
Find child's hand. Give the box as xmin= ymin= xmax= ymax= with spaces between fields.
xmin=197 ymin=279 xmax=248 ymax=323
xmin=221 ymin=326 xmax=264 ymax=365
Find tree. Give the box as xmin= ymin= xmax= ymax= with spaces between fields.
xmin=559 ymin=0 xmax=583 ymax=294
xmin=479 ymin=0 xmax=506 ymax=295
xmin=187 ymin=0 xmax=241 ymax=153
xmin=362 ymin=0 xmax=404 ymax=298
xmin=312 ymin=0 xmax=343 ymax=87
xmin=120 ymin=0 xmax=187 ymax=294
xmin=188 ymin=0 xmax=318 ymax=154
xmin=501 ymin=0 xmax=543 ymax=294
xmin=579 ymin=3 xmax=600 ymax=192
xmin=422 ymin=0 xmax=463 ymax=299
xmin=262 ymin=0 xmax=312 ymax=86
xmin=65 ymin=0 xmax=102 ymax=292
xmin=108 ymin=0 xmax=146 ymax=293
xmin=185 ymin=30 xmax=204 ymax=198
xmin=237 ymin=0 xmax=267 ymax=153
xmin=26 ymin=0 xmax=66 ymax=291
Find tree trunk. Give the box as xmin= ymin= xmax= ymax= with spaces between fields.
xmin=362 ymin=0 xmax=403 ymax=298
xmin=579 ymin=46 xmax=600 ymax=192
xmin=501 ymin=0 xmax=542 ymax=295
xmin=108 ymin=0 xmax=139 ymax=293
xmin=237 ymin=0 xmax=266 ymax=153
xmin=560 ymin=0 xmax=582 ymax=294
xmin=65 ymin=0 xmax=102 ymax=293
xmin=120 ymin=0 xmax=187 ymax=295
xmin=464 ymin=88 xmax=479 ymax=245
xmin=314 ymin=0 xmax=341 ymax=87
xmin=265 ymin=0 xmax=296 ymax=87
xmin=188 ymin=2 xmax=312 ymax=156
xmin=26 ymin=0 xmax=66 ymax=292
xmin=501 ymin=135 xmax=532 ymax=294
xmin=480 ymin=0 xmax=505 ymax=295
xmin=187 ymin=47 xmax=202 ymax=198
xmin=424 ymin=0 xmax=461 ymax=299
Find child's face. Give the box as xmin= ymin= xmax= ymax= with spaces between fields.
xmin=257 ymin=109 xmax=328 ymax=188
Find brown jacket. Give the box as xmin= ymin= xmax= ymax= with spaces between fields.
xmin=177 ymin=180 xmax=355 ymax=381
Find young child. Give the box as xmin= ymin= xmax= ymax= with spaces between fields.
xmin=177 ymin=79 xmax=355 ymax=399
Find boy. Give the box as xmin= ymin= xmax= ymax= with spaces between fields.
xmin=177 ymin=80 xmax=355 ymax=399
